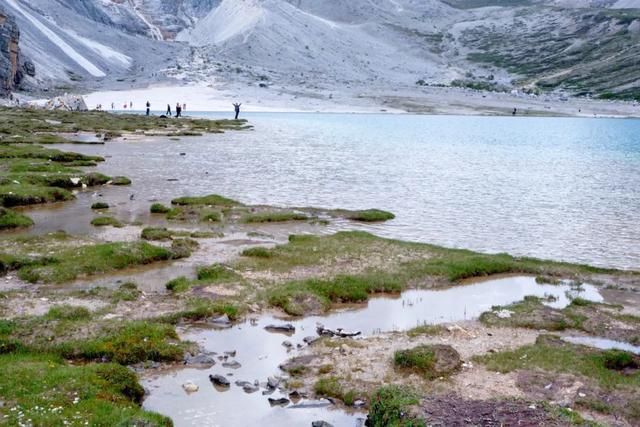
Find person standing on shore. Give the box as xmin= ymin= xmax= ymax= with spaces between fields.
xmin=233 ymin=103 xmax=242 ymax=119
xmin=176 ymin=102 xmax=182 ymax=118
xmin=146 ymin=101 xmax=150 ymax=116
xmin=166 ymin=104 xmax=172 ymax=116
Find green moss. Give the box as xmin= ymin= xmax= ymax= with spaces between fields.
xmin=196 ymin=264 xmax=240 ymax=283
xmin=241 ymin=247 xmax=273 ymax=258
xmin=268 ymin=273 xmax=403 ymax=315
xmin=241 ymin=211 xmax=308 ymax=223
xmin=46 ymin=305 xmax=92 ymax=321
xmin=475 ymin=336 xmax=640 ymax=389
xmin=314 ymin=377 xmax=361 ymax=406
xmin=0 ymin=353 xmax=171 ymax=426
xmin=17 ymin=242 xmax=175 ymax=284
xmin=90 ymin=202 xmax=109 ymax=210
xmin=0 ymin=207 xmax=33 ymax=230
xmin=394 ymin=345 xmax=437 ymax=377
xmin=166 ymin=276 xmax=192 ymax=293
xmin=150 ymin=203 xmax=171 ymax=214
xmin=171 ymin=238 xmax=198 ymax=258
xmin=346 ymin=209 xmax=395 ymax=222
xmin=90 ymin=216 xmax=123 ymax=228
xmin=158 ymin=298 xmax=240 ymax=323
xmin=406 ymin=324 xmax=446 ymax=338
xmin=141 ymin=227 xmax=173 ymax=241
xmin=111 ymin=176 xmax=131 ymax=186
xmin=368 ymin=386 xmax=423 ymax=427
xmin=200 ymin=211 xmax=222 ymax=222
xmin=171 ymin=194 xmax=241 ymax=207
xmin=0 ymin=184 xmax=74 ymax=207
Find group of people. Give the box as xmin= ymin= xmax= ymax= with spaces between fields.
xmin=165 ymin=103 xmax=186 ymax=117
xmin=106 ymin=100 xmax=243 ymax=118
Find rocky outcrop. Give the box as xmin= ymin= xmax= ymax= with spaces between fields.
xmin=0 ymin=6 xmax=22 ymax=97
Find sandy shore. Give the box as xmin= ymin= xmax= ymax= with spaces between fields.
xmin=82 ymin=81 xmax=640 ymax=118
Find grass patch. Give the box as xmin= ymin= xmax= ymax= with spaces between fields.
xmin=16 ymin=241 xmax=176 ymax=284
xmin=141 ymin=227 xmax=173 ymax=241
xmin=241 ymin=211 xmax=308 ymax=223
xmin=111 ymin=176 xmax=131 ymax=186
xmin=46 ymin=305 xmax=92 ymax=321
xmin=171 ymin=194 xmax=241 ymax=207
xmin=268 ymin=273 xmax=402 ymax=315
xmin=0 ymin=207 xmax=33 ymax=230
xmin=475 ymin=335 xmax=640 ymax=389
xmin=90 ymin=202 xmax=109 ymax=210
xmin=158 ymin=298 xmax=240 ymax=323
xmin=406 ymin=324 xmax=446 ymax=338
xmin=0 ymin=353 xmax=171 ymax=426
xmin=346 ymin=209 xmax=395 ymax=222
xmin=165 ymin=276 xmax=192 ymax=293
xmin=196 ymin=264 xmax=240 ymax=284
xmin=150 ymin=203 xmax=170 ymax=214
xmin=394 ymin=345 xmax=437 ymax=377
xmin=90 ymin=216 xmax=123 ymax=228
xmin=314 ymin=376 xmax=361 ymax=406
xmin=0 ymin=184 xmax=74 ymax=207
xmin=368 ymin=386 xmax=422 ymax=427
xmin=241 ymin=247 xmax=273 ymax=258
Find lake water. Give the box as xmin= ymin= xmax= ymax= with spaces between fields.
xmin=142 ymin=276 xmax=602 ymax=427
xmin=45 ymin=113 xmax=640 ymax=269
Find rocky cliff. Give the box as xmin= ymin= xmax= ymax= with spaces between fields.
xmin=0 ymin=6 xmax=21 ymax=96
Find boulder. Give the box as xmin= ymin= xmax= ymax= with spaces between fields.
xmin=44 ymin=94 xmax=88 ymax=111
xmin=209 ymin=374 xmax=230 ymax=387
xmin=265 ymin=323 xmax=295 ymax=333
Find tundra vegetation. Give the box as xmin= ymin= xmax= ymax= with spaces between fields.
xmin=1 ymin=109 xmax=639 ymax=425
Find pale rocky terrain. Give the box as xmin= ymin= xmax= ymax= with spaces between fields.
xmin=1 ymin=0 xmax=639 ymax=114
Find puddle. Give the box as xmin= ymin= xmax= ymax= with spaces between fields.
xmin=562 ymin=336 xmax=640 ymax=355
xmin=142 ymin=276 xmax=602 ymax=426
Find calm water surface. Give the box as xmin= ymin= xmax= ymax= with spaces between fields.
xmin=143 ymin=276 xmax=602 ymax=426
xmin=47 ymin=113 xmax=640 ymax=269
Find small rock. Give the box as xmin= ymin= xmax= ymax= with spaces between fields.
xmin=268 ymin=397 xmax=290 ymax=407
xmin=282 ymin=340 xmax=293 ymax=348
xmin=209 ymin=374 xmax=230 ymax=387
xmin=224 ymin=350 xmax=237 ymax=357
xmin=211 ymin=314 xmax=231 ymax=325
xmin=303 ymin=336 xmax=318 ymax=345
xmin=495 ymin=309 xmax=513 ymax=319
xmin=222 ymin=360 xmax=242 ymax=369
xmin=312 ymin=421 xmax=334 ymax=427
xmin=184 ymin=353 xmax=216 ymax=367
xmin=182 ymin=381 xmax=199 ymax=393
xmin=265 ymin=324 xmax=295 ymax=333
xmin=267 ymin=376 xmax=280 ymax=389
xmin=578 ymin=392 xmax=586 ymax=398
xmin=353 ymin=399 xmax=366 ymax=408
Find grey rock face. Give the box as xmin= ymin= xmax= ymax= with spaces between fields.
xmin=0 ymin=6 xmax=22 ymax=96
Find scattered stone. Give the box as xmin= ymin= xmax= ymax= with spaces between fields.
xmin=279 ymin=355 xmax=317 ymax=373
xmin=353 ymin=399 xmax=366 ymax=408
xmin=316 ymin=325 xmax=361 ymax=338
xmin=182 ymin=381 xmax=199 ymax=393
xmin=268 ymin=397 xmax=290 ymax=407
xmin=265 ymin=323 xmax=296 ymax=333
xmin=282 ymin=340 xmax=293 ymax=348
xmin=222 ymin=360 xmax=242 ymax=369
xmin=209 ymin=374 xmax=230 ymax=387
xmin=224 ymin=350 xmax=237 ymax=357
xmin=267 ymin=376 xmax=280 ymax=389
xmin=184 ymin=353 xmax=216 ymax=367
xmin=303 ymin=336 xmax=319 ymax=345
xmin=312 ymin=421 xmax=334 ymax=427
xmin=211 ymin=314 xmax=231 ymax=326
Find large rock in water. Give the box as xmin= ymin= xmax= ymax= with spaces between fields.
xmin=44 ymin=94 xmax=88 ymax=111
xmin=0 ymin=6 xmax=22 ymax=97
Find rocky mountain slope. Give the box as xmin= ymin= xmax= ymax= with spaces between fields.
xmin=1 ymin=0 xmax=639 ymax=102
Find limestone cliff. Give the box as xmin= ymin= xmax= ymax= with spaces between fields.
xmin=0 ymin=6 xmax=21 ymax=96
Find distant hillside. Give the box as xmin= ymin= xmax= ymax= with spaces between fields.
xmin=0 ymin=0 xmax=638 ymax=101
